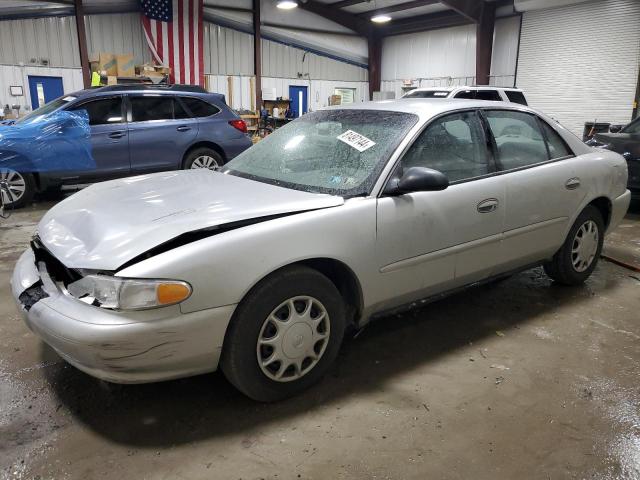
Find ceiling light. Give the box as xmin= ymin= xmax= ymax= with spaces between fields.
xmin=277 ymin=0 xmax=298 ymax=9
xmin=371 ymin=14 xmax=391 ymax=23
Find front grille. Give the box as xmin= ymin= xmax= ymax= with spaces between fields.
xmin=31 ymin=236 xmax=81 ymax=285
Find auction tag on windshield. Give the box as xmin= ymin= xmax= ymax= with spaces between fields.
xmin=337 ymin=130 xmax=376 ymax=152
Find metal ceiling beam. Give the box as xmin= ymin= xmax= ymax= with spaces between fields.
xmin=439 ymin=0 xmax=484 ymax=22
xmin=298 ymin=0 xmax=370 ymax=36
xmin=378 ymin=10 xmax=470 ymax=36
xmin=357 ymin=0 xmax=440 ymax=18
xmin=328 ymin=0 xmax=368 ymax=9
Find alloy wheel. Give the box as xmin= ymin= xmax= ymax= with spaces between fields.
xmin=190 ymin=155 xmax=219 ymax=170
xmin=571 ymin=220 xmax=599 ymax=272
xmin=0 ymin=169 xmax=26 ymax=205
xmin=257 ymin=296 xmax=330 ymax=382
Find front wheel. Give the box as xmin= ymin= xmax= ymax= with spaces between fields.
xmin=543 ymin=205 xmax=604 ymax=285
xmin=0 ymin=169 xmax=35 ymax=209
xmin=221 ymin=266 xmax=346 ymax=402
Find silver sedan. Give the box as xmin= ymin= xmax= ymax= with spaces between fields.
xmin=11 ymin=99 xmax=630 ymax=401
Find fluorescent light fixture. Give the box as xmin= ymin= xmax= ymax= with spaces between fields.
xmin=371 ymin=14 xmax=391 ymax=23
xmin=277 ymin=0 xmax=298 ymax=9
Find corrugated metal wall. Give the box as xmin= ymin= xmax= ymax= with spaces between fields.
xmin=84 ymin=13 xmax=152 ymax=65
xmin=517 ymin=0 xmax=640 ymax=135
xmin=380 ymin=17 xmax=521 ymax=98
xmin=204 ymin=23 xmax=254 ymax=75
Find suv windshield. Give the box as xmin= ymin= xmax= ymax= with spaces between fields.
xmin=404 ymin=90 xmax=450 ymax=98
xmin=15 ymin=96 xmax=76 ymax=124
xmin=223 ymin=109 xmax=418 ymax=196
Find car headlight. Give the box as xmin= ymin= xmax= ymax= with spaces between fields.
xmin=67 ymin=275 xmax=192 ymax=310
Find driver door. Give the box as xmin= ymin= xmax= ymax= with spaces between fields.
xmin=375 ymin=110 xmax=506 ymax=311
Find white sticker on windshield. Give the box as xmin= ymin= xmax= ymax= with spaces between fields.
xmin=337 ymin=130 xmax=376 ymax=152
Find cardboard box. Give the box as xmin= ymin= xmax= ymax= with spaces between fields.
xmin=97 ymin=52 xmax=117 ymax=76
xmin=106 ymin=76 xmax=118 ymax=86
xmin=116 ymin=54 xmax=135 ymax=77
xmin=136 ymin=63 xmax=170 ymax=76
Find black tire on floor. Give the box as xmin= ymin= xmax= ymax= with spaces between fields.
xmin=182 ymin=147 xmax=223 ymax=170
xmin=1 ymin=171 xmax=36 ymax=209
xmin=221 ymin=265 xmax=346 ymax=402
xmin=543 ymin=205 xmax=605 ymax=285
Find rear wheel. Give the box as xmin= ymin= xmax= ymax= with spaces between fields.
xmin=543 ymin=205 xmax=604 ymax=285
xmin=0 ymin=169 xmax=35 ymax=209
xmin=182 ymin=147 xmax=223 ymax=170
xmin=221 ymin=266 xmax=346 ymax=402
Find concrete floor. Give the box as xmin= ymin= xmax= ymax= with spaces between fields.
xmin=1 ymin=201 xmax=639 ymax=480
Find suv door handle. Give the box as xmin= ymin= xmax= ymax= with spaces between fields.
xmin=477 ymin=198 xmax=499 ymax=213
xmin=177 ymin=125 xmax=191 ymax=132
xmin=565 ymin=177 xmax=581 ymax=190
xmin=108 ymin=131 xmax=126 ymax=139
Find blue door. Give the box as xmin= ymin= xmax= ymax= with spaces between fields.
xmin=289 ymin=86 xmax=308 ymax=118
xmin=28 ymin=76 xmax=64 ymax=110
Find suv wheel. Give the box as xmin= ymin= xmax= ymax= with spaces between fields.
xmin=221 ymin=266 xmax=346 ymax=402
xmin=543 ymin=205 xmax=604 ymax=285
xmin=0 ymin=169 xmax=35 ymax=209
xmin=183 ymin=148 xmax=223 ymax=170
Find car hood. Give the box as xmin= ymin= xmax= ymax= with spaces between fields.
xmin=37 ymin=169 xmax=344 ymax=270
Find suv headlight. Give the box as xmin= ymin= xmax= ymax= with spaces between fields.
xmin=67 ymin=275 xmax=192 ymax=310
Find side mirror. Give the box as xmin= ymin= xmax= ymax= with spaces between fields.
xmin=609 ymin=124 xmax=623 ymax=133
xmin=384 ymin=166 xmax=449 ymax=195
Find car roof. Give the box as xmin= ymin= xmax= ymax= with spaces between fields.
xmin=69 ymin=84 xmax=224 ymax=101
xmin=408 ymin=86 xmax=524 ymax=92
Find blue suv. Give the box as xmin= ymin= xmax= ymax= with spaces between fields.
xmin=0 ymin=84 xmax=252 ymax=207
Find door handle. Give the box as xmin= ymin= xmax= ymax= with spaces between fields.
xmin=477 ymin=198 xmax=499 ymax=213
xmin=108 ymin=131 xmax=126 ymax=139
xmin=177 ymin=125 xmax=191 ymax=132
xmin=565 ymin=177 xmax=581 ymax=190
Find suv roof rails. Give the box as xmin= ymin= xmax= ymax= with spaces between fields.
xmin=96 ymin=84 xmax=208 ymax=93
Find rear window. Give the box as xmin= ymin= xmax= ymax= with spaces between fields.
xmin=455 ymin=90 xmax=502 ymax=101
xmin=404 ymin=90 xmax=450 ymax=99
xmin=181 ymin=97 xmax=220 ymax=117
xmin=505 ymin=90 xmax=528 ymax=105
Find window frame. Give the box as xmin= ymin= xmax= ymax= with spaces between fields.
xmin=178 ymin=95 xmax=221 ymax=118
xmin=125 ymin=94 xmax=193 ymax=123
xmin=65 ymin=95 xmax=126 ymax=126
xmin=479 ymin=108 xmax=575 ymax=175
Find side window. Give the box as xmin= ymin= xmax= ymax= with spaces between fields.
xmin=402 ymin=111 xmax=490 ymax=182
xmin=623 ymin=117 xmax=640 ymax=134
xmin=540 ymin=121 xmax=572 ymax=159
xmin=454 ymin=90 xmax=475 ymax=99
xmin=484 ymin=110 xmax=549 ymax=170
xmin=505 ymin=90 xmax=528 ymax=106
xmin=475 ymin=90 xmax=502 ymax=101
xmin=180 ymin=97 xmax=220 ymax=117
xmin=70 ymin=97 xmax=123 ymax=126
xmin=130 ymin=96 xmax=188 ymax=122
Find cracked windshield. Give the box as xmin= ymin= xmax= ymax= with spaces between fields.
xmin=223 ymin=110 xmax=418 ymax=196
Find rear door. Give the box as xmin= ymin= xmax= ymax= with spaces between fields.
xmin=67 ymin=95 xmax=130 ymax=181
xmin=482 ymin=109 xmax=583 ymax=269
xmin=126 ymin=94 xmax=198 ymax=173
xmin=375 ymin=110 xmax=505 ymax=310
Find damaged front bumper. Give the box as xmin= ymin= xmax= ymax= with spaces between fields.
xmin=11 ymin=249 xmax=236 ymax=384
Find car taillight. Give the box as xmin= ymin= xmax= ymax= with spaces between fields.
xmin=229 ymin=119 xmax=247 ymax=134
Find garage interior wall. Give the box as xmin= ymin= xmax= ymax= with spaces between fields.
xmin=516 ymin=0 xmax=640 ymax=135
xmin=380 ymin=16 xmax=521 ymax=99
xmin=0 ymin=13 xmax=368 ymax=113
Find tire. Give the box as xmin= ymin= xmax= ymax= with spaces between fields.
xmin=0 ymin=169 xmax=35 ymax=209
xmin=182 ymin=147 xmax=223 ymax=170
xmin=221 ymin=265 xmax=346 ymax=402
xmin=543 ymin=205 xmax=604 ymax=285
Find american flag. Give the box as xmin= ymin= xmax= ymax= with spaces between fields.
xmin=140 ymin=0 xmax=204 ymax=86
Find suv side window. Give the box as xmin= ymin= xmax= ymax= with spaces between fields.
xmin=130 ymin=96 xmax=190 ymax=122
xmin=475 ymin=90 xmax=502 ymax=101
xmin=484 ymin=110 xmax=549 ymax=169
xmin=70 ymin=97 xmax=124 ymax=125
xmin=180 ymin=97 xmax=220 ymax=117
xmin=505 ymin=90 xmax=528 ymax=105
xmin=454 ymin=89 xmax=475 ymax=99
xmin=402 ymin=111 xmax=490 ymax=182
xmin=540 ymin=121 xmax=573 ymax=159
